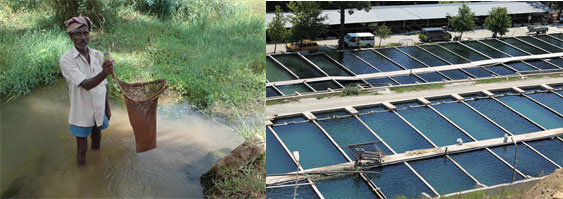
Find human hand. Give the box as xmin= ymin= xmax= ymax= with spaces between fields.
xmin=102 ymin=59 xmax=114 ymax=75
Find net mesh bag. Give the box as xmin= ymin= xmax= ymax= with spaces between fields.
xmin=113 ymin=75 xmax=168 ymax=153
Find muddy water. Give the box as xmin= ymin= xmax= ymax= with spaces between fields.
xmin=0 ymin=78 xmax=244 ymax=198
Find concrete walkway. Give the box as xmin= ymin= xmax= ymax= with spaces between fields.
xmin=266 ymin=76 xmax=563 ymax=117
xmin=266 ymin=24 xmax=563 ymax=54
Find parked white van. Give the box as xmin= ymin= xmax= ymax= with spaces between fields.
xmin=343 ymin=32 xmax=375 ymax=48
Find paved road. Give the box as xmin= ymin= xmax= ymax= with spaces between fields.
xmin=266 ymin=24 xmax=563 ymax=54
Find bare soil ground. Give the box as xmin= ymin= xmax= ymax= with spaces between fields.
xmin=518 ymin=168 xmax=563 ymax=199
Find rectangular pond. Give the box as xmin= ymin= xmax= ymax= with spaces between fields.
xmin=449 ymin=149 xmax=525 ymax=186
xmin=416 ymin=72 xmax=449 ymax=82
xmin=267 ymin=86 xmax=282 ymax=97
xmin=499 ymin=38 xmax=546 ymax=55
xmin=516 ymin=36 xmax=563 ymax=53
xmin=490 ymin=143 xmax=558 ymax=177
xmin=462 ymin=67 xmax=494 ymax=78
xmin=526 ymin=92 xmax=563 ymax=114
xmin=267 ymin=180 xmax=319 ymax=199
xmin=358 ymin=111 xmax=434 ymax=153
xmin=409 ymin=156 xmax=476 ymax=195
xmin=439 ymin=69 xmax=473 ymax=80
xmin=305 ymin=54 xmax=353 ymax=76
xmin=495 ymin=95 xmax=563 ymax=129
xmin=480 ymin=39 xmax=528 ymax=57
xmin=325 ymin=51 xmax=380 ymax=75
xmin=461 ymin=41 xmax=510 ymax=59
xmin=353 ymin=50 xmax=404 ymax=72
xmin=464 ymin=98 xmax=542 ymax=135
xmin=267 ymin=57 xmax=297 ymax=82
xmin=337 ymin=80 xmax=366 ymax=88
xmin=397 ymin=46 xmax=449 ymax=67
xmin=273 ymin=54 xmax=326 ymax=79
xmin=272 ymin=122 xmax=348 ymax=169
xmin=535 ymin=35 xmax=563 ymax=48
xmin=276 ymin=84 xmax=313 ymax=95
xmin=367 ymin=163 xmax=436 ymax=198
xmin=544 ymin=58 xmax=563 ymax=68
xmin=391 ymin=74 xmax=425 ymax=84
xmin=317 ymin=116 xmax=393 ymax=158
xmin=525 ymin=60 xmax=560 ymax=70
xmin=314 ymin=175 xmax=379 ymax=199
xmin=505 ymin=61 xmax=538 ymax=72
xmin=364 ymin=77 xmax=397 ymax=87
xmin=419 ymin=45 xmax=469 ymax=64
xmin=433 ymin=102 xmax=506 ymax=140
xmin=439 ymin=43 xmax=489 ymax=61
xmin=266 ymin=128 xmax=297 ymax=174
xmin=397 ymin=106 xmax=473 ymax=146
xmin=375 ymin=48 xmax=427 ymax=69
xmin=307 ymin=80 xmax=342 ymax=91
xmin=525 ymin=139 xmax=563 ymax=166
xmin=485 ymin=65 xmax=517 ymax=76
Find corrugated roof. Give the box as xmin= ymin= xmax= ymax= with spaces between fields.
xmin=266 ymin=2 xmax=553 ymax=28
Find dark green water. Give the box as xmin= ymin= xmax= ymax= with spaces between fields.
xmin=375 ymin=48 xmax=427 ymax=69
xmin=439 ymin=69 xmax=472 ymax=80
xmin=461 ymin=41 xmax=509 ymax=59
xmin=273 ymin=54 xmax=325 ymax=79
xmin=480 ymin=39 xmax=528 ymax=57
xmin=397 ymin=46 xmax=449 ymax=67
xmin=535 ymin=35 xmax=563 ymax=48
xmin=266 ymin=58 xmax=297 ymax=82
xmin=463 ymin=67 xmax=494 ymax=78
xmin=337 ymin=80 xmax=366 ymax=88
xmin=325 ymin=51 xmax=380 ymax=75
xmin=499 ymin=38 xmax=546 ymax=55
xmin=353 ymin=50 xmax=404 ymax=72
xmin=305 ymin=54 xmax=353 ymax=76
xmin=266 ymin=87 xmax=282 ymax=97
xmin=419 ymin=45 xmax=469 ymax=64
xmin=524 ymin=60 xmax=560 ymax=70
xmin=307 ymin=81 xmax=342 ymax=91
xmin=439 ymin=43 xmax=488 ymax=61
xmin=276 ymin=84 xmax=313 ymax=95
xmin=364 ymin=77 xmax=397 ymax=87
xmin=516 ymin=36 xmax=563 ymax=53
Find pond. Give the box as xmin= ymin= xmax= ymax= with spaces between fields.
xmin=0 ymin=78 xmax=243 ymax=198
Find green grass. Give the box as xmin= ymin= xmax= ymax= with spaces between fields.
xmin=392 ymin=84 xmax=444 ymax=93
xmin=205 ymin=152 xmax=265 ymax=198
xmin=442 ymin=188 xmax=521 ymax=199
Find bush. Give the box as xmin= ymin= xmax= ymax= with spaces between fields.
xmin=133 ymin=0 xmax=177 ymax=19
xmin=48 ymin=0 xmax=121 ymax=30
xmin=419 ymin=33 xmax=428 ymax=42
xmin=342 ymin=86 xmax=360 ymax=96
xmin=444 ymin=33 xmax=452 ymax=40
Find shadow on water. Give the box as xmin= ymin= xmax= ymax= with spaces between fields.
xmin=0 ymin=78 xmax=244 ymax=198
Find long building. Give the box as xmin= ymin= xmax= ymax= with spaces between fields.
xmin=266 ymin=1 xmax=554 ymax=39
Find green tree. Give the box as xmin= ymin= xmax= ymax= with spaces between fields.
xmin=544 ymin=1 xmax=563 ymax=22
xmin=287 ymin=1 xmax=327 ymax=44
xmin=448 ymin=3 xmax=475 ymax=40
xmin=322 ymin=2 xmax=371 ymax=49
xmin=484 ymin=7 xmax=512 ymax=38
xmin=267 ymin=5 xmax=289 ymax=53
xmin=374 ymin=24 xmax=391 ymax=47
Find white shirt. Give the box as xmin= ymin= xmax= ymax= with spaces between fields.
xmin=60 ymin=46 xmax=107 ymax=127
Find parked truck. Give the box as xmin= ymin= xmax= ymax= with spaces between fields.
xmin=527 ymin=25 xmax=548 ymax=35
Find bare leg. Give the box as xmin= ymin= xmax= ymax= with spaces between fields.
xmin=76 ymin=137 xmax=88 ymax=166
xmin=91 ymin=128 xmax=101 ymax=150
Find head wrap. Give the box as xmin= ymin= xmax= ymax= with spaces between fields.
xmin=64 ymin=16 xmax=92 ymax=33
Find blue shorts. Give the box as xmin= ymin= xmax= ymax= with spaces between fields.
xmin=70 ymin=115 xmax=109 ymax=137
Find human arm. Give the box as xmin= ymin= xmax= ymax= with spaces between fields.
xmin=79 ymin=60 xmax=114 ymax=90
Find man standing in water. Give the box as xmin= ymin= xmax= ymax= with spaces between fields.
xmin=60 ymin=16 xmax=113 ymax=165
